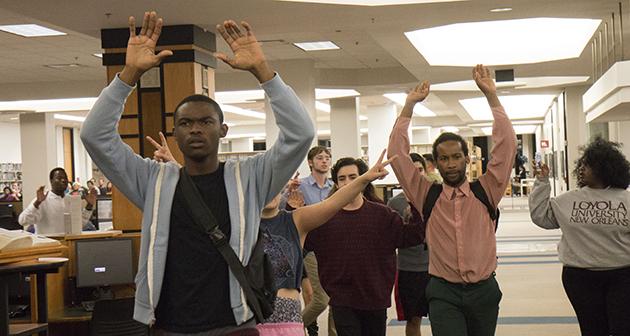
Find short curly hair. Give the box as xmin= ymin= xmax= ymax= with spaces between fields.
xmin=573 ymin=137 xmax=630 ymax=189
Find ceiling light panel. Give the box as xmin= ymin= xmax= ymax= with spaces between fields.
xmin=54 ymin=114 xmax=85 ymax=122
xmin=383 ymin=93 xmax=436 ymax=117
xmin=481 ymin=125 xmax=537 ymax=135
xmin=294 ymin=41 xmax=340 ymax=51
xmin=431 ymin=76 xmax=589 ymax=91
xmin=215 ymin=90 xmax=265 ymax=104
xmin=0 ymin=97 xmax=97 ymax=112
xmin=315 ymin=89 xmax=360 ymax=99
xmin=459 ymin=95 xmax=555 ymax=121
xmin=219 ymin=104 xmax=266 ymax=119
xmin=405 ymin=18 xmax=601 ymax=66
xmin=0 ymin=24 xmax=66 ymax=37
xmin=278 ymin=0 xmax=466 ymax=6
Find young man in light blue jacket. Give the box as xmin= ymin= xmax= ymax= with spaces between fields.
xmin=80 ymin=12 xmax=314 ymax=335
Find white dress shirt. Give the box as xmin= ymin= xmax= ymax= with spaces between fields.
xmin=18 ymin=192 xmax=93 ymax=235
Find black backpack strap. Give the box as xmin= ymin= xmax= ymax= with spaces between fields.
xmin=422 ymin=183 xmax=443 ymax=223
xmin=178 ymin=167 xmax=267 ymax=322
xmin=469 ymin=180 xmax=500 ymax=231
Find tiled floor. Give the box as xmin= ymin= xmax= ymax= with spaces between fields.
xmin=311 ymin=197 xmax=580 ymax=335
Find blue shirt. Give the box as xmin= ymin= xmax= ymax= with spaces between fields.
xmin=260 ymin=210 xmax=303 ymax=290
xmin=299 ymin=174 xmax=334 ymax=205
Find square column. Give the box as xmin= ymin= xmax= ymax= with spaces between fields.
xmin=330 ymin=97 xmax=361 ymax=159
xmin=367 ymin=103 xmax=398 ymax=184
xmin=19 ymin=113 xmax=58 ymax=204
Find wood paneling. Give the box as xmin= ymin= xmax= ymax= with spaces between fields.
xmin=163 ymin=62 xmax=196 ymax=112
xmin=112 ymin=186 xmax=142 ymax=231
xmin=165 ymin=115 xmax=174 ymax=131
xmin=118 ymin=118 xmax=139 ymax=135
xmin=141 ymin=91 xmax=163 ymax=157
xmin=62 ymin=128 xmax=74 ymax=182
xmin=166 ymin=136 xmax=184 ymax=165
xmin=106 ymin=65 xmax=138 ymax=116
xmin=122 ymin=138 xmax=140 ymax=154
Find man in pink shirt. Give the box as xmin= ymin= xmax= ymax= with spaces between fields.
xmin=387 ymin=65 xmax=516 ymax=336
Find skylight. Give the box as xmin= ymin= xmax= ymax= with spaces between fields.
xmin=481 ymin=125 xmax=537 ymax=135
xmin=0 ymin=24 xmax=66 ymax=37
xmin=294 ymin=41 xmax=340 ymax=51
xmin=405 ymin=18 xmax=601 ymax=66
xmin=459 ymin=95 xmax=555 ymax=120
xmin=383 ymin=93 xmax=436 ymax=117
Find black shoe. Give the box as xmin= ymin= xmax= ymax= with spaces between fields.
xmin=306 ymin=321 xmax=319 ymax=336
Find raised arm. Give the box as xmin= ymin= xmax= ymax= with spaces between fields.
xmin=528 ymin=163 xmax=560 ymax=229
xmin=215 ymin=21 xmax=315 ymax=206
xmin=80 ymin=12 xmax=172 ymax=208
xmin=17 ymin=186 xmax=46 ymax=227
xmin=292 ymin=150 xmax=395 ymax=239
xmin=475 ymin=64 xmax=517 ymax=208
xmin=387 ymin=81 xmax=433 ymax=212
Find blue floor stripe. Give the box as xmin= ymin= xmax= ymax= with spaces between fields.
xmin=388 ymin=316 xmax=577 ymax=326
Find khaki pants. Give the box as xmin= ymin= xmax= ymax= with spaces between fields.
xmin=301 ymin=252 xmax=336 ymax=336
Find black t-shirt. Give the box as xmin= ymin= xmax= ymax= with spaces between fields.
xmin=155 ymin=163 xmax=235 ymax=332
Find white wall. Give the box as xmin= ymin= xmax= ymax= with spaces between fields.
xmin=0 ymin=122 xmax=21 ymax=163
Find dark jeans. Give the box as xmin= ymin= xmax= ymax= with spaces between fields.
xmin=562 ymin=266 xmax=630 ymax=336
xmin=330 ymin=306 xmax=387 ymax=336
xmin=426 ymin=275 xmax=502 ymax=336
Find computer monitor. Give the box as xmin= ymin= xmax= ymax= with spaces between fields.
xmin=95 ymin=198 xmax=113 ymax=231
xmin=75 ymin=238 xmax=134 ymax=288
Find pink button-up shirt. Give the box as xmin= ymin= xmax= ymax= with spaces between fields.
xmin=388 ymin=105 xmax=516 ymax=283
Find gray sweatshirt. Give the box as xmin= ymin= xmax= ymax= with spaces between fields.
xmin=80 ymin=74 xmax=314 ymax=326
xmin=529 ymin=177 xmax=630 ymax=270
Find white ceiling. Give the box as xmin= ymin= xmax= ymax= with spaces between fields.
xmin=0 ymin=0 xmax=621 ymax=136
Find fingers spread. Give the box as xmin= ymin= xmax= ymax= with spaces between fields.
xmin=216 ymin=24 xmax=234 ymax=45
xmin=159 ymin=131 xmax=168 ymax=146
xmin=140 ymin=12 xmax=150 ymax=36
xmin=146 ymin=11 xmax=157 ymax=38
xmin=129 ymin=16 xmax=136 ymax=38
xmin=150 ymin=17 xmax=163 ymax=42
xmin=213 ymin=52 xmax=232 ymax=66
xmin=377 ymin=149 xmax=386 ymax=164
xmin=241 ymin=21 xmax=253 ymax=36
xmin=156 ymin=49 xmax=173 ymax=61
xmin=146 ymin=136 xmax=161 ymax=149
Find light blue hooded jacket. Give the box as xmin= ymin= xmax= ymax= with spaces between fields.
xmin=80 ymin=73 xmax=314 ymax=326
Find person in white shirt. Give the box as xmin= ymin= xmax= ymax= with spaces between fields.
xmin=19 ymin=168 xmax=96 ymax=235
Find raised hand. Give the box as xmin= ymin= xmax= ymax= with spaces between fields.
xmin=147 ymin=131 xmax=177 ymax=163
xmin=405 ymin=80 xmax=430 ymax=106
xmin=362 ymin=149 xmax=397 ymax=183
xmin=473 ymin=64 xmax=496 ymax=96
xmin=533 ymin=162 xmax=550 ymax=178
xmin=120 ymin=11 xmax=173 ymax=85
xmin=287 ymin=189 xmax=305 ymax=209
xmin=34 ymin=186 xmax=47 ymax=208
xmin=215 ymin=20 xmax=274 ymax=83
xmin=286 ymin=172 xmax=301 ymax=193
xmin=85 ymin=187 xmax=98 ymax=208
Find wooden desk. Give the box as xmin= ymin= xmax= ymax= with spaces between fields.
xmin=0 ymin=259 xmax=67 ymax=336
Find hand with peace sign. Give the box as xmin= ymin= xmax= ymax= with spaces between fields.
xmin=214 ymin=20 xmax=275 ymax=83
xmin=358 ymin=149 xmax=397 ymax=184
xmin=146 ymin=132 xmax=179 ymax=166
xmin=120 ymin=11 xmax=173 ymax=86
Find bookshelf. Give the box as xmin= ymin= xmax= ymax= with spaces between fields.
xmin=0 ymin=163 xmax=22 ymax=189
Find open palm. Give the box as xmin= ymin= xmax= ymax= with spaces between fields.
xmin=126 ymin=12 xmax=172 ymax=72
xmin=473 ymin=64 xmax=496 ymax=95
xmin=215 ymin=21 xmax=268 ymax=71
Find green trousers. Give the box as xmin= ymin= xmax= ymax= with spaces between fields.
xmin=426 ymin=274 xmax=502 ymax=336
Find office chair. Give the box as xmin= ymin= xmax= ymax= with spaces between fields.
xmin=90 ymin=297 xmax=148 ymax=336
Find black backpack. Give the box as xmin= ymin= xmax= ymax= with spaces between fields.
xmin=421 ymin=180 xmax=500 ymax=231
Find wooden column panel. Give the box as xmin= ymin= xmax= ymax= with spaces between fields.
xmin=141 ymin=91 xmax=164 ymax=156
xmin=163 ymin=62 xmax=196 ymax=112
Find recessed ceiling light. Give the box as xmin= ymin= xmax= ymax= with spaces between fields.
xmin=54 ymin=114 xmax=86 ymax=122
xmin=315 ymin=89 xmax=360 ymax=99
xmin=219 ymin=104 xmax=266 ymax=119
xmin=0 ymin=24 xmax=66 ymax=37
xmin=383 ymin=93 xmax=436 ymax=117
xmin=316 ymin=101 xmax=331 ymax=113
xmin=277 ymin=0 xmax=467 ymax=6
xmin=490 ymin=7 xmax=512 ymax=12
xmin=405 ymin=18 xmax=601 ymax=66
xmin=481 ymin=125 xmax=537 ymax=135
xmin=0 ymin=97 xmax=97 ymax=112
xmin=430 ymin=76 xmax=589 ymax=91
xmin=45 ymin=63 xmax=82 ymax=69
xmin=468 ymin=119 xmax=544 ymax=127
xmin=293 ymin=41 xmax=340 ymax=51
xmin=459 ymin=94 xmax=555 ymax=120
xmin=441 ymin=126 xmax=459 ymax=133
xmin=93 ymin=53 xmax=103 ymax=58
xmin=215 ymin=90 xmax=265 ymax=104
xmin=9 ymin=117 xmax=19 ymax=121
